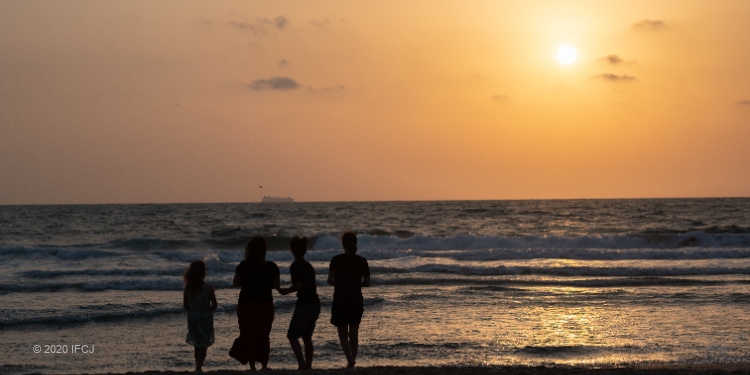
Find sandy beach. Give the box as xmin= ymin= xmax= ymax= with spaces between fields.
xmin=99 ymin=364 xmax=750 ymax=375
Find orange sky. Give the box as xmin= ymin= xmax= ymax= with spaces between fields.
xmin=1 ymin=1 xmax=749 ymax=204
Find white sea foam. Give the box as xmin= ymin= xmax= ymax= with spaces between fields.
xmin=313 ymin=232 xmax=750 ymax=252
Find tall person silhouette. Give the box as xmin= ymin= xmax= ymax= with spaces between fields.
xmin=327 ymin=231 xmax=371 ymax=368
xmin=230 ymin=236 xmax=280 ymax=371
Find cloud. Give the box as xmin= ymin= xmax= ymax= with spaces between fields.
xmin=600 ymin=55 xmax=628 ymax=66
xmin=594 ymin=73 xmax=637 ymax=82
xmin=274 ymin=16 xmax=288 ymax=30
xmin=492 ymin=94 xmax=511 ymax=103
xmin=736 ymin=100 xmax=750 ymax=107
xmin=632 ymin=19 xmax=668 ymax=31
xmin=278 ymin=59 xmax=290 ymax=67
xmin=227 ymin=16 xmax=289 ymax=34
xmin=308 ymin=18 xmax=345 ymax=31
xmin=246 ymin=77 xmax=300 ymax=91
xmin=307 ymin=85 xmax=346 ymax=94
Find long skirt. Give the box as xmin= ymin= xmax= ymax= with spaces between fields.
xmin=229 ymin=301 xmax=275 ymax=365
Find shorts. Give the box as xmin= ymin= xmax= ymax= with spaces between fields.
xmin=330 ymin=294 xmax=364 ymax=327
xmin=287 ymin=301 xmax=321 ymax=340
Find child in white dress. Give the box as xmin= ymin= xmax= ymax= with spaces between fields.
xmin=184 ymin=260 xmax=217 ymax=372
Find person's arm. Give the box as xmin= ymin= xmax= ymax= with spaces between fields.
xmin=279 ymin=282 xmax=302 ymax=295
xmin=361 ymin=259 xmax=371 ymax=287
xmin=183 ymin=290 xmax=190 ymax=310
xmin=232 ymin=271 xmax=242 ymax=287
xmin=272 ymin=266 xmax=281 ymax=291
xmin=208 ymin=285 xmax=218 ymax=311
xmin=327 ymin=268 xmax=336 ymax=286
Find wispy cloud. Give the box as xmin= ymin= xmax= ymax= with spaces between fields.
xmin=278 ymin=59 xmax=290 ymax=67
xmin=245 ymin=77 xmax=300 ymax=91
xmin=492 ymin=94 xmax=511 ymax=103
xmin=274 ymin=16 xmax=289 ymax=30
xmin=307 ymin=85 xmax=346 ymax=94
xmin=736 ymin=100 xmax=750 ymax=107
xmin=599 ymin=54 xmax=634 ymax=66
xmin=632 ymin=19 xmax=668 ymax=31
xmin=308 ymin=18 xmax=345 ymax=31
xmin=594 ymin=73 xmax=637 ymax=82
xmin=198 ymin=18 xmax=215 ymax=26
xmin=228 ymin=16 xmax=289 ymax=35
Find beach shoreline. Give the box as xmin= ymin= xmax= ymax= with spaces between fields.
xmin=6 ymin=201 xmax=750 ymax=374
xmin=90 ymin=364 xmax=750 ymax=375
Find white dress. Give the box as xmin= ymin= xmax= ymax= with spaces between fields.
xmin=185 ymin=283 xmax=215 ymax=348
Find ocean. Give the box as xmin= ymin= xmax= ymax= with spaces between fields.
xmin=1 ymin=199 xmax=750 ymax=374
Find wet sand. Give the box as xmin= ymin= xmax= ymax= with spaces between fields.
xmin=100 ymin=363 xmax=750 ymax=375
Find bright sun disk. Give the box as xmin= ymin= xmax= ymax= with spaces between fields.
xmin=557 ymin=45 xmax=577 ymax=64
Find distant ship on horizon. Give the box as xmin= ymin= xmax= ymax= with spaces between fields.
xmin=260 ymin=196 xmax=295 ymax=203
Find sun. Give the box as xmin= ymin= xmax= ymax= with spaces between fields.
xmin=556 ymin=45 xmax=577 ymax=65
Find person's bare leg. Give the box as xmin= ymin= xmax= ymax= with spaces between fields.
xmin=336 ymin=325 xmax=355 ymax=368
xmin=193 ymin=347 xmax=199 ymax=372
xmin=201 ymin=348 xmax=208 ymax=371
xmin=289 ymin=337 xmax=305 ymax=369
xmin=349 ymin=324 xmax=360 ymax=361
xmin=303 ymin=336 xmax=314 ymax=369
xmin=194 ymin=347 xmax=206 ymax=372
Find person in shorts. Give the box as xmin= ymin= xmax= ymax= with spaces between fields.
xmin=327 ymin=231 xmax=371 ymax=368
xmin=278 ymin=236 xmax=321 ymax=370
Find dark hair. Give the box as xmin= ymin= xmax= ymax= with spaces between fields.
xmin=184 ymin=259 xmax=206 ymax=295
xmin=245 ymin=236 xmax=267 ymax=264
xmin=289 ymin=236 xmax=307 ymax=257
xmin=341 ymin=231 xmax=357 ymax=253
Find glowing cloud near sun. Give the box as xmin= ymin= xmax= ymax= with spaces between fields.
xmin=556 ymin=45 xmax=577 ymax=64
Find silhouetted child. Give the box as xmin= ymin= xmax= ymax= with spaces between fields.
xmin=183 ymin=259 xmax=218 ymax=373
xmin=327 ymin=231 xmax=370 ymax=368
xmin=278 ymin=236 xmax=321 ymax=370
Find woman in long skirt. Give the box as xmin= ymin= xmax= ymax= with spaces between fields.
xmin=229 ymin=236 xmax=280 ymax=371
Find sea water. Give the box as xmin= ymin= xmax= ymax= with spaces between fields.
xmin=1 ymin=199 xmax=750 ymax=374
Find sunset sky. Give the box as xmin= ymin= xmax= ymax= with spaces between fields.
xmin=2 ymin=1 xmax=749 ymax=204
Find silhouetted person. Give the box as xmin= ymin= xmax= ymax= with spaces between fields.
xmin=327 ymin=231 xmax=371 ymax=368
xmin=278 ymin=236 xmax=321 ymax=370
xmin=230 ymin=236 xmax=280 ymax=371
xmin=183 ymin=259 xmax=217 ymax=373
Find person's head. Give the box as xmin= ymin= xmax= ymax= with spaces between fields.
xmin=341 ymin=231 xmax=357 ymax=254
xmin=184 ymin=259 xmax=206 ymax=294
xmin=289 ymin=236 xmax=308 ymax=258
xmin=245 ymin=236 xmax=267 ymax=264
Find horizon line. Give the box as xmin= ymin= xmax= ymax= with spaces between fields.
xmin=2 ymin=196 xmax=749 ymax=207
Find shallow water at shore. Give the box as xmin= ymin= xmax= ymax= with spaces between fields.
xmin=4 ymin=280 xmax=750 ymax=374
xmin=2 ymin=199 xmax=750 ymax=374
